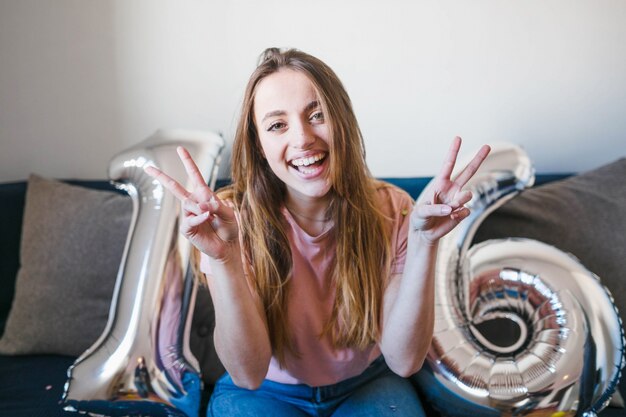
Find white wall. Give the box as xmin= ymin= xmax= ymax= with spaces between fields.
xmin=1 ymin=0 xmax=625 ymax=182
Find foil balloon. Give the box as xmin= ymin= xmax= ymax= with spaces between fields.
xmin=62 ymin=129 xmax=225 ymax=417
xmin=412 ymin=143 xmax=625 ymax=417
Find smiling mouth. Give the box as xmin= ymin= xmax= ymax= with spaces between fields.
xmin=289 ymin=152 xmax=327 ymax=173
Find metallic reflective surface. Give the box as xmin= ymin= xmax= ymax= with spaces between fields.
xmin=413 ymin=143 xmax=625 ymax=416
xmin=62 ymin=129 xmax=225 ymax=417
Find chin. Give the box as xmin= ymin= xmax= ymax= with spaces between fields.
xmin=288 ymin=181 xmax=332 ymax=200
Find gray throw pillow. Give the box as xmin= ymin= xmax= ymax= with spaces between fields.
xmin=0 ymin=175 xmax=131 ymax=356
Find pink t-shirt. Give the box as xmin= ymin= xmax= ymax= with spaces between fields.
xmin=201 ymin=183 xmax=413 ymax=387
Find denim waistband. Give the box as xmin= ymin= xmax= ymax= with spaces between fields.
xmin=215 ymin=355 xmax=389 ymax=404
xmin=209 ymin=356 xmax=428 ymax=417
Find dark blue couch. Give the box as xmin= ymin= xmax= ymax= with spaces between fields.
xmin=1 ymin=175 xmax=623 ymax=417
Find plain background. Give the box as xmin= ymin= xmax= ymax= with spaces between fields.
xmin=1 ymin=0 xmax=625 ymax=182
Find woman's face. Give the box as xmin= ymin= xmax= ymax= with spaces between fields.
xmin=253 ymin=69 xmax=332 ymax=202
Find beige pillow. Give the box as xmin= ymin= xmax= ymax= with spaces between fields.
xmin=0 ymin=175 xmax=131 ymax=356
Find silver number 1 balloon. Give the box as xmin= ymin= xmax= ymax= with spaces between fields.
xmin=413 ymin=143 xmax=625 ymax=417
xmin=62 ymin=129 xmax=224 ymax=416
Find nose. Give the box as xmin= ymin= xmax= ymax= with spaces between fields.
xmin=290 ymin=120 xmax=315 ymax=149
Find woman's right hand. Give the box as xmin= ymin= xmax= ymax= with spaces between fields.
xmin=144 ymin=146 xmax=239 ymax=262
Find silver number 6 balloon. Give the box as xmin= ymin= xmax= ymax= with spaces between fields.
xmin=62 ymin=129 xmax=224 ymax=417
xmin=413 ymin=143 xmax=625 ymax=417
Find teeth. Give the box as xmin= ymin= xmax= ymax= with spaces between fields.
xmin=291 ymin=153 xmax=325 ymax=167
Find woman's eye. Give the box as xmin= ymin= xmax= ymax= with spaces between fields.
xmin=267 ymin=122 xmax=286 ymax=131
xmin=310 ymin=111 xmax=324 ymax=122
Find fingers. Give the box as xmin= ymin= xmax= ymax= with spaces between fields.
xmin=182 ymin=201 xmax=222 ymax=232
xmin=204 ymin=196 xmax=236 ymax=224
xmin=449 ymin=190 xmax=473 ymax=209
xmin=450 ymin=206 xmax=470 ymax=221
xmin=183 ymin=198 xmax=204 ymax=216
xmin=177 ymin=146 xmax=209 ymax=191
xmin=436 ymin=137 xmax=491 ymax=188
xmin=185 ymin=195 xmax=235 ymax=226
xmin=427 ymin=188 xmax=472 ymax=229
xmin=411 ymin=204 xmax=471 ymax=233
xmin=186 ymin=211 xmax=211 ymax=228
xmin=144 ymin=165 xmax=191 ymax=201
xmin=144 ymin=147 xmax=218 ymax=203
xmin=412 ymin=203 xmax=452 ymax=232
xmin=416 ymin=204 xmax=453 ymax=218
xmin=453 ymin=144 xmax=491 ymax=188
xmin=181 ymin=196 xmax=237 ymax=245
xmin=438 ymin=136 xmax=462 ymax=180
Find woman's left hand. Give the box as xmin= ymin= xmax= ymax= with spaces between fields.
xmin=411 ymin=136 xmax=491 ymax=244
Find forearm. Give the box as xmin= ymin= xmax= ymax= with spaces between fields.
xmin=380 ymin=233 xmax=437 ymax=377
xmin=207 ymin=247 xmax=272 ymax=389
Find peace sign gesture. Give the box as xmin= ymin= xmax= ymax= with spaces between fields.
xmin=411 ymin=136 xmax=491 ymax=244
xmin=144 ymin=146 xmax=239 ymax=261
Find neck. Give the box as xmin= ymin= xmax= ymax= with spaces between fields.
xmin=285 ymin=194 xmax=331 ymax=223
xmin=285 ymin=193 xmax=332 ymax=236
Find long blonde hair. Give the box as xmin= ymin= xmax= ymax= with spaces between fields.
xmin=220 ymin=48 xmax=391 ymax=365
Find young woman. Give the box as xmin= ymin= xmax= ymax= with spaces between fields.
xmin=145 ymin=47 xmax=490 ymax=416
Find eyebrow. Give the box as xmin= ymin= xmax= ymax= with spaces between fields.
xmin=304 ymin=100 xmax=321 ymax=113
xmin=261 ymin=100 xmax=321 ymax=123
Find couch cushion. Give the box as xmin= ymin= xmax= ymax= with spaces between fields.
xmin=0 ymin=175 xmax=131 ymax=356
xmin=0 ymin=354 xmax=76 ymax=417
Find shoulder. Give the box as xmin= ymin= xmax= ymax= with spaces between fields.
xmin=372 ymin=179 xmax=414 ymax=211
xmin=371 ymin=180 xmax=413 ymax=263
xmin=368 ymin=180 xmax=414 ymax=232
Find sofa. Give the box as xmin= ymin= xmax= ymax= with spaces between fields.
xmin=1 ymin=158 xmax=625 ymax=417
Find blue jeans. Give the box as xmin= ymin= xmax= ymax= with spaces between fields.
xmin=208 ymin=356 xmax=426 ymax=416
